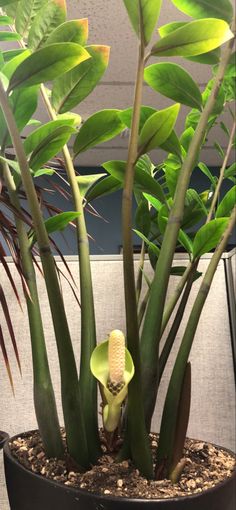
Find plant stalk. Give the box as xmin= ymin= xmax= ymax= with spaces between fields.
xmin=122 ymin=43 xmax=153 ymax=478
xmin=2 ymin=159 xmax=64 ymax=458
xmin=0 ymin=80 xmax=89 ymax=468
xmin=140 ymin=33 xmax=235 ymax=430
xmin=40 ymin=84 xmax=101 ymax=462
xmin=156 ymin=206 xmax=236 ymax=473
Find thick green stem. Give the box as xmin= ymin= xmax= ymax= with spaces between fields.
xmin=140 ymin=34 xmax=235 ymax=429
xmin=40 ymin=85 xmax=101 ymax=462
xmin=0 ymin=80 xmax=89 ymax=468
xmin=2 ymin=159 xmax=64 ymax=458
xmin=156 ymin=207 xmax=236 ymax=472
xmin=122 ymin=43 xmax=153 ymax=479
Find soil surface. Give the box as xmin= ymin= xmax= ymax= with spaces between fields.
xmin=9 ymin=430 xmax=235 ymax=500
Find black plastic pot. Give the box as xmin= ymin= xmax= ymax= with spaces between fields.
xmin=4 ymin=433 xmax=236 ymax=510
xmin=0 ymin=430 xmax=9 ymax=450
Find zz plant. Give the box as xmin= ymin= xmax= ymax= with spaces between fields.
xmin=0 ymin=0 xmax=235 ymax=484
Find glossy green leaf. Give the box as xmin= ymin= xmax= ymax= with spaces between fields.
xmin=143 ymin=193 xmax=162 ymax=212
xmin=0 ymin=15 xmax=13 ymax=24
xmin=3 ymin=49 xmax=26 ymax=62
xmin=198 ymin=162 xmax=217 ymax=188
xmin=151 ymin=19 xmax=233 ymax=57
xmin=9 ymin=43 xmax=90 ymax=90
xmin=0 ymin=31 xmax=21 ymax=41
xmin=171 ymin=0 xmax=233 ymax=24
xmin=144 ymin=63 xmax=202 ymax=110
xmin=202 ymin=79 xmax=225 ymax=115
xmin=1 ymin=50 xmax=31 ymax=80
xmin=192 ymin=218 xmax=229 ymax=258
xmin=158 ymin=21 xmax=221 ymax=64
xmin=0 ymin=85 xmax=39 ymax=148
xmin=180 ymin=127 xmax=194 ymax=153
xmin=15 ymin=0 xmax=48 ymax=37
xmin=158 ymin=21 xmax=187 ymax=37
xmin=119 ymin=106 xmax=157 ymax=133
xmin=134 ymin=229 xmax=160 ymax=256
xmin=0 ymin=0 xmax=20 ymax=5
xmin=34 ymin=168 xmax=55 ymax=177
xmin=135 ymin=199 xmax=151 ymax=238
xmin=85 ymin=175 xmax=122 ymax=202
xmin=123 ymin=0 xmax=162 ymax=46
xmin=158 ymin=206 xmax=193 ymax=254
xmin=76 ymin=173 xmax=106 ymax=198
xmin=45 ymin=19 xmax=88 ymax=46
xmin=52 ymin=45 xmax=110 ymax=113
xmin=216 ymin=187 xmax=236 ymax=218
xmin=24 ymin=123 xmax=76 ymax=170
xmin=28 ymin=0 xmax=67 ymax=50
xmin=103 ymin=160 xmax=166 ymax=203
xmin=73 ymin=110 xmax=124 ymax=156
xmin=160 ymin=128 xmax=182 ymax=159
xmin=30 ymin=211 xmax=81 ymax=245
xmin=163 ymin=154 xmax=181 ymax=197
xmin=225 ymin=163 xmax=236 ymax=180
xmin=139 ymin=104 xmax=180 ymax=154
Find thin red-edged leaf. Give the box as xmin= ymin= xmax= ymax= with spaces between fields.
xmin=57 ymin=266 xmax=81 ymax=308
xmin=0 ymin=246 xmax=22 ymax=310
xmin=0 ymin=325 xmax=15 ymax=395
xmin=0 ymin=284 xmax=21 ymax=375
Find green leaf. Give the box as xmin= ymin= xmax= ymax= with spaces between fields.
xmin=9 ymin=43 xmax=90 ymax=90
xmin=103 ymin=160 xmax=166 ymax=203
xmin=52 ymin=45 xmax=110 ymax=113
xmin=76 ymin=173 xmax=106 ymax=198
xmin=3 ymin=49 xmax=26 ymax=62
xmin=202 ymin=79 xmax=225 ymax=115
xmin=158 ymin=21 xmax=187 ymax=38
xmin=160 ymin=129 xmax=182 ymax=160
xmin=192 ymin=218 xmax=229 ymax=258
xmin=171 ymin=0 xmax=233 ymax=24
xmin=133 ymin=229 xmax=160 ymax=257
xmin=123 ymin=0 xmax=162 ymax=46
xmin=1 ymin=2 xmax=18 ymax=17
xmin=24 ymin=123 xmax=76 ymax=171
xmin=0 ymin=31 xmax=21 ymax=41
xmin=85 ymin=175 xmax=122 ymax=202
xmin=30 ymin=211 xmax=81 ymax=245
xmin=135 ymin=199 xmax=151 ymax=238
xmin=34 ymin=168 xmax=55 ymax=177
xmin=216 ymin=187 xmax=236 ymax=218
xmin=214 ymin=141 xmax=225 ymax=159
xmin=45 ymin=19 xmax=88 ymax=46
xmin=143 ymin=193 xmax=162 ymax=212
xmin=180 ymin=127 xmax=194 ymax=152
xmin=28 ymin=0 xmax=67 ymax=50
xmin=1 ymin=50 xmax=31 ymax=80
xmin=144 ymin=62 xmax=202 ymax=111
xmin=151 ymin=19 xmax=233 ymax=57
xmin=163 ymin=154 xmax=181 ymax=197
xmin=119 ymin=105 xmax=157 ymax=133
xmin=158 ymin=205 xmax=193 ymax=254
xmin=198 ymin=162 xmax=217 ymax=188
xmin=0 ymin=15 xmax=13 ymax=24
xmin=15 ymin=0 xmax=48 ymax=37
xmin=158 ymin=21 xmax=221 ymax=64
xmin=0 ymin=85 xmax=39 ymax=148
xmin=24 ymin=119 xmax=76 ymax=155
xmin=0 ymin=0 xmax=20 ymax=5
xmin=225 ymin=163 xmax=236 ymax=180
xmin=139 ymin=104 xmax=180 ymax=154
xmin=73 ymin=109 xmax=125 ymax=156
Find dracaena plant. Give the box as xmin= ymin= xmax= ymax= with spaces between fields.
xmin=0 ymin=0 xmax=235 ymax=484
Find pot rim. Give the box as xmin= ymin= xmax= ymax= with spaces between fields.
xmin=4 ymin=430 xmax=236 ymax=505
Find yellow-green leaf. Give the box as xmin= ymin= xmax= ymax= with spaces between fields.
xmin=192 ymin=218 xmax=229 ymax=258
xmin=151 ymin=19 xmax=233 ymax=57
xmin=171 ymin=0 xmax=233 ymax=24
xmin=9 ymin=43 xmax=90 ymax=90
xmin=123 ymin=0 xmax=162 ymax=46
xmin=139 ymin=104 xmax=180 ymax=154
xmin=73 ymin=110 xmax=125 ymax=156
xmin=45 ymin=19 xmax=88 ymax=46
xmin=27 ymin=0 xmax=67 ymax=50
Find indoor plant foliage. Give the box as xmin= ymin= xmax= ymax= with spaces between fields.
xmin=0 ymin=0 xmax=235 ymax=506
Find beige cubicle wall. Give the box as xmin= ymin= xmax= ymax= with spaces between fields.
xmin=1 ymin=252 xmax=235 ymax=509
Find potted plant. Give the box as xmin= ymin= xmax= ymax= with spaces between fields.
xmin=0 ymin=0 xmax=235 ymax=508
